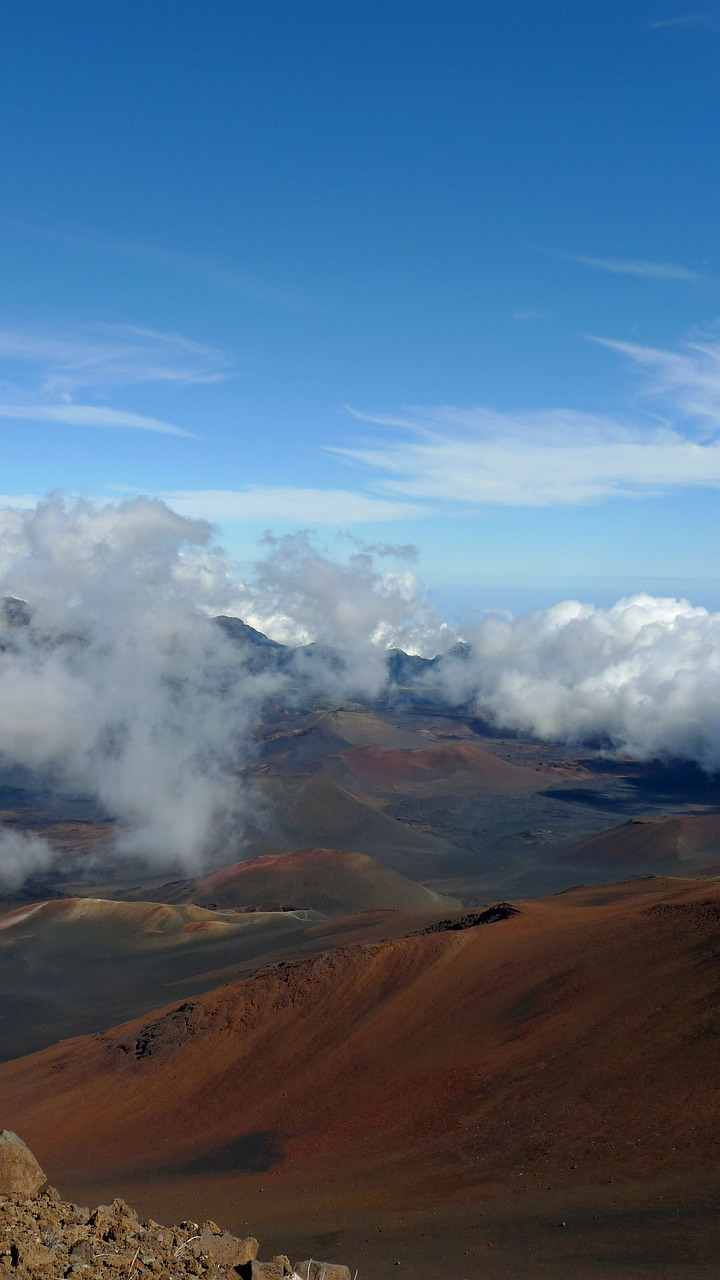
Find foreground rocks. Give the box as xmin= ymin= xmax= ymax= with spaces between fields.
xmin=0 ymin=1151 xmax=351 ymax=1279
xmin=0 ymin=1133 xmax=47 ymax=1199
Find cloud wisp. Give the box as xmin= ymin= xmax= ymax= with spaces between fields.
xmin=571 ymin=254 xmax=702 ymax=282
xmin=592 ymin=335 xmax=720 ymax=428
xmin=0 ymin=324 xmax=229 ymax=397
xmin=335 ymin=336 xmax=720 ymax=506
xmin=0 ymin=830 xmax=54 ymax=894
xmin=0 ymin=403 xmax=194 ymax=438
xmin=156 ymin=487 xmax=422 ymax=524
xmin=651 ymin=14 xmax=720 ymax=31
xmin=0 ymin=322 xmax=229 ymax=440
xmin=0 ymin=486 xmax=422 ymax=525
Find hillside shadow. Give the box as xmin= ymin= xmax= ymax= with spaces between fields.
xmin=173 ymin=1130 xmax=285 ymax=1175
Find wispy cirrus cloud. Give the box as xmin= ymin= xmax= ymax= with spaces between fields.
xmin=651 ymin=14 xmax=720 ymax=31
xmin=0 ymin=321 xmax=230 ymax=439
xmin=572 ymin=254 xmax=703 ymax=281
xmin=0 ymin=403 xmax=194 ymax=438
xmin=149 ymin=487 xmax=421 ymax=524
xmin=332 ymin=336 xmax=720 ymax=507
xmin=0 ymin=323 xmax=229 ymax=399
xmin=592 ymin=335 xmax=720 ymax=427
xmin=0 ymin=487 xmax=421 ymax=524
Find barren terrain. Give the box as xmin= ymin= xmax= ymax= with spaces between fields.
xmin=5 ymin=875 xmax=720 ymax=1274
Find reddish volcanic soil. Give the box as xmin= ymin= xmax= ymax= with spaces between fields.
xmin=560 ymin=812 xmax=720 ymax=872
xmin=250 ymin=774 xmax=451 ymax=874
xmin=191 ymin=847 xmax=454 ymax=914
xmin=6 ymin=875 xmax=720 ymax=1273
xmin=335 ymin=740 xmax=546 ymax=793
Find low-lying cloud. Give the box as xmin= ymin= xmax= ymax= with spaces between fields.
xmin=0 ymin=496 xmax=281 ymax=880
xmin=0 ymin=830 xmax=54 ymax=894
xmin=0 ymin=498 xmax=446 ymax=887
xmin=440 ymin=594 xmax=720 ymax=771
xmin=4 ymin=495 xmax=720 ymax=895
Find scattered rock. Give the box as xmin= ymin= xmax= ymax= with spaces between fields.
xmin=0 ymin=1138 xmax=353 ymax=1279
xmin=0 ymin=1131 xmax=47 ymax=1197
xmin=88 ymin=1198 xmax=140 ymax=1241
xmin=271 ymin=1256 xmax=294 ymax=1275
xmin=239 ymin=1263 xmax=286 ymax=1279
xmin=0 ymin=1164 xmax=352 ymax=1280
xmin=191 ymin=1230 xmax=258 ymax=1265
xmin=295 ymin=1263 xmax=352 ymax=1280
xmin=12 ymin=1241 xmax=53 ymax=1270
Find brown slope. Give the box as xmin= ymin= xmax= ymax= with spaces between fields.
xmin=319 ymin=709 xmax=427 ymax=748
xmin=255 ymin=708 xmax=422 ymax=776
xmin=334 ymin=740 xmax=546 ymax=794
xmin=191 ymin=847 xmax=456 ymax=915
xmin=0 ymin=897 xmax=310 ymax=1062
xmin=559 ymin=811 xmax=720 ymax=872
xmin=0 ymin=897 xmax=280 ymax=943
xmin=6 ymin=874 xmax=720 ymax=1240
xmin=250 ymin=774 xmax=452 ymax=874
xmin=0 ymin=893 xmax=452 ymax=1063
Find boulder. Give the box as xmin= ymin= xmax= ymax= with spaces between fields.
xmin=295 ymin=1263 xmax=351 ymax=1280
xmin=0 ymin=1131 xmax=46 ymax=1197
xmin=88 ymin=1198 xmax=140 ymax=1241
xmin=272 ymin=1256 xmax=294 ymax=1276
xmin=192 ymin=1230 xmax=259 ymax=1266
xmin=239 ymin=1263 xmax=286 ymax=1280
xmin=11 ymin=1240 xmax=53 ymax=1270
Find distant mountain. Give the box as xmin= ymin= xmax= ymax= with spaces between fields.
xmin=214 ymin=612 xmax=471 ymax=702
xmin=385 ymin=648 xmax=437 ymax=684
xmin=214 ymin=615 xmax=286 ymax=651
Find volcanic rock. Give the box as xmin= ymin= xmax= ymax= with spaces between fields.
xmin=191 ymin=1229 xmax=258 ymax=1265
xmin=0 ymin=1131 xmax=46 ymax=1197
xmin=296 ymin=1263 xmax=351 ymax=1280
xmin=0 ymin=1177 xmax=352 ymax=1279
xmin=240 ymin=1263 xmax=286 ymax=1279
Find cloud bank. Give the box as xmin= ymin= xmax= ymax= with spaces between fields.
xmin=231 ymin=530 xmax=453 ymax=657
xmin=0 ymin=496 xmax=280 ymax=880
xmin=436 ymin=594 xmax=720 ymax=771
xmin=4 ymin=495 xmax=720 ymax=893
xmin=0 ymin=498 xmax=446 ymax=888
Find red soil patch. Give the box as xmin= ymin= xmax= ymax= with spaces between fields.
xmin=193 ymin=847 xmax=450 ymax=914
xmin=338 ymin=741 xmax=546 ymax=792
xmin=6 ymin=873 xmax=720 ymax=1237
xmin=561 ymin=812 xmax=720 ymax=869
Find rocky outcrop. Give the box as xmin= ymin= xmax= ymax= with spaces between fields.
xmin=0 ymin=1137 xmax=352 ymax=1279
xmin=0 ymin=1131 xmax=46 ymax=1198
xmin=417 ymin=901 xmax=520 ymax=932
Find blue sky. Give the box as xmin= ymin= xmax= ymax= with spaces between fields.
xmin=1 ymin=1 xmax=719 ymax=611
